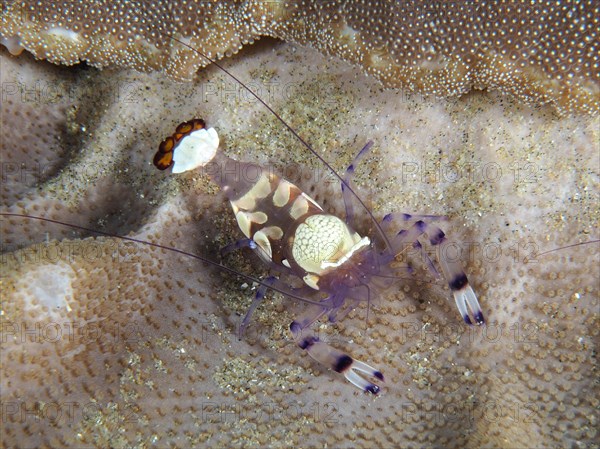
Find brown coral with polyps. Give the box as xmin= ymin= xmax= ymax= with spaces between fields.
xmin=1 ymin=0 xmax=598 ymax=114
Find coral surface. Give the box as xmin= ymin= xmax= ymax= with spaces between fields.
xmin=1 ymin=15 xmax=599 ymax=449
xmin=1 ymin=0 xmax=598 ymax=114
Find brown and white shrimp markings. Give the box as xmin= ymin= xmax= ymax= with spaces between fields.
xmin=150 ymin=106 xmax=484 ymax=393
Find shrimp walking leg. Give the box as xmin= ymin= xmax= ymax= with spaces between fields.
xmin=391 ymin=220 xmax=485 ymax=325
xmin=289 ymin=297 xmax=384 ymax=394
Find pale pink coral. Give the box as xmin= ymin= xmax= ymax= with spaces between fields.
xmin=1 ymin=40 xmax=599 ymax=447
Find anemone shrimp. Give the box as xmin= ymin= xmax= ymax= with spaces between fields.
xmin=150 ymin=101 xmax=486 ymax=394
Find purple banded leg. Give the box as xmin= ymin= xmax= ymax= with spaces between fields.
xmin=381 ymin=212 xmax=449 ymax=231
xmin=221 ymin=238 xmax=257 ymax=257
xmin=412 ymin=240 xmax=441 ymax=279
xmin=422 ymin=223 xmax=484 ymax=325
xmin=289 ymin=303 xmax=384 ymax=394
xmin=382 ymin=214 xmax=444 ymax=277
xmin=238 ymin=277 xmax=330 ymax=339
xmin=391 ymin=221 xmax=430 ymax=254
xmin=239 ymin=276 xmax=276 ymax=338
xmin=342 ymin=140 xmax=374 ymax=224
xmin=392 ymin=221 xmax=484 ymax=325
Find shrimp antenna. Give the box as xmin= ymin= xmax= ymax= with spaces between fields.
xmin=0 ymin=213 xmax=326 ymax=307
xmin=535 ymin=239 xmax=600 ymax=257
xmin=162 ymin=33 xmax=393 ymax=251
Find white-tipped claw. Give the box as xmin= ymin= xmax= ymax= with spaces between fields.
xmin=344 ymin=359 xmax=384 ymax=394
xmin=453 ymin=285 xmax=485 ymax=325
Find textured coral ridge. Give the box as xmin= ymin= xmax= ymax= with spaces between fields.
xmin=1 ymin=41 xmax=599 ymax=448
xmin=1 ymin=0 xmax=599 ymax=115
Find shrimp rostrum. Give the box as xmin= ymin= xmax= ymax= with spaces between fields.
xmin=153 ymin=118 xmax=485 ymax=394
